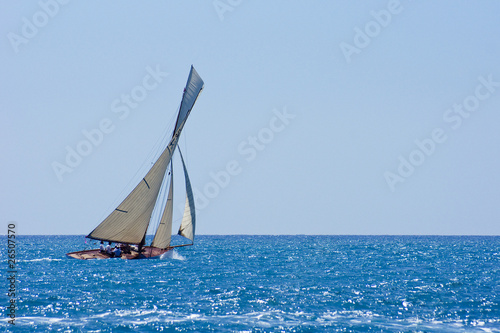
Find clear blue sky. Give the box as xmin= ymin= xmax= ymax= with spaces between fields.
xmin=1 ymin=1 xmax=499 ymax=235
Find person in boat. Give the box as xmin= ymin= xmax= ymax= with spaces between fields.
xmin=106 ymin=242 xmax=113 ymax=255
xmin=99 ymin=241 xmax=105 ymax=253
xmin=112 ymin=245 xmax=121 ymax=258
xmin=120 ymin=243 xmax=131 ymax=254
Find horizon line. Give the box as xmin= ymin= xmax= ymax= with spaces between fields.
xmin=1 ymin=234 xmax=499 ymax=237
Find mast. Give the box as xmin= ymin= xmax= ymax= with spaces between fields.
xmin=86 ymin=66 xmax=204 ymax=245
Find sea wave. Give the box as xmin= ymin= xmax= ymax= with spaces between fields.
xmin=7 ymin=311 xmax=500 ymax=332
xmin=3 ymin=235 xmax=499 ymax=332
xmin=19 ymin=257 xmax=62 ymax=262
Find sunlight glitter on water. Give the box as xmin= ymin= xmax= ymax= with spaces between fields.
xmin=1 ymin=235 xmax=499 ymax=332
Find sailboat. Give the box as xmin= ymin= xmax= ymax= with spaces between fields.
xmin=67 ymin=66 xmax=204 ymax=260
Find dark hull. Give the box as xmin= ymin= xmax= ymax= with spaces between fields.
xmin=66 ymin=246 xmax=172 ymax=260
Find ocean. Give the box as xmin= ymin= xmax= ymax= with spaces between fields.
xmin=1 ymin=235 xmax=499 ymax=332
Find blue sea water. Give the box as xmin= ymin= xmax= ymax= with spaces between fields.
xmin=1 ymin=235 xmax=500 ymax=332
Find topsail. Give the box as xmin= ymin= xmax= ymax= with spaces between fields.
xmin=174 ymin=66 xmax=204 ymax=134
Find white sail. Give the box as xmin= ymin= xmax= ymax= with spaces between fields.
xmin=87 ymin=142 xmax=177 ymax=244
xmin=87 ymin=66 xmax=203 ymax=245
xmin=151 ymin=168 xmax=174 ymax=249
xmin=177 ymin=149 xmax=196 ymax=242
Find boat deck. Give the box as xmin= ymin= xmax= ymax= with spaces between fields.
xmin=66 ymin=246 xmax=172 ymax=260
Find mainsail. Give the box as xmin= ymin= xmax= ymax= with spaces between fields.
xmin=87 ymin=66 xmax=204 ymax=246
xmin=86 ymin=143 xmax=176 ymax=244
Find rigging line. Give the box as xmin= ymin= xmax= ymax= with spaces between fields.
xmin=118 ymin=107 xmax=177 ymax=195
xmin=183 ymin=125 xmax=189 ymax=167
xmin=146 ymin=116 xmax=175 ymax=165
xmin=96 ymin=112 xmax=178 ymax=224
xmin=149 ymin=160 xmax=173 ymax=237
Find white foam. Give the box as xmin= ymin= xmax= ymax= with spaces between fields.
xmin=21 ymin=258 xmax=62 ymax=262
xmin=160 ymin=249 xmax=186 ymax=261
xmin=13 ymin=316 xmax=64 ymax=324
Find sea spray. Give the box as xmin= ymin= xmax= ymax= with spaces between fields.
xmin=160 ymin=249 xmax=186 ymax=261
